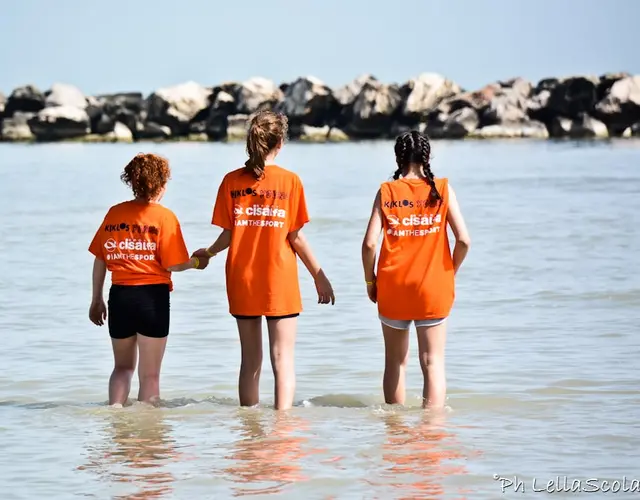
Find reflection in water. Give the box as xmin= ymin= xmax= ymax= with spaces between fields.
xmin=376 ymin=411 xmax=470 ymax=499
xmin=79 ymin=408 xmax=182 ymax=499
xmin=224 ymin=410 xmax=313 ymax=497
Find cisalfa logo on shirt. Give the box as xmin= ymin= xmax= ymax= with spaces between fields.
xmin=234 ymin=204 xmax=286 ymax=218
xmin=233 ymin=204 xmax=287 ymax=229
xmin=385 ymin=214 xmax=443 ymax=237
xmin=103 ymin=237 xmax=158 ymax=261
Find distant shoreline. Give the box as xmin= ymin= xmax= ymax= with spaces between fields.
xmin=1 ymin=73 xmax=638 ymax=143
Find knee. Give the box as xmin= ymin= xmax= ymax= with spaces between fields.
xmin=113 ymin=363 xmax=135 ymax=376
xmin=270 ymin=349 xmax=294 ymax=375
xmin=420 ymin=352 xmax=444 ymax=371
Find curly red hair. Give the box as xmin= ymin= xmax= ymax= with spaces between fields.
xmin=120 ymin=153 xmax=171 ymax=201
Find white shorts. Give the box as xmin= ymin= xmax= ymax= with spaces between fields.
xmin=379 ymin=314 xmax=447 ymax=330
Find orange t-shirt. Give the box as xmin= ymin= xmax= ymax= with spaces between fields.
xmin=88 ymin=200 xmax=190 ymax=291
xmin=212 ymin=165 xmax=310 ymax=316
xmin=376 ymin=177 xmax=455 ymax=320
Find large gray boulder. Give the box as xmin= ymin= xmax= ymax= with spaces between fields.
xmin=527 ymin=75 xmax=602 ymax=135
xmin=203 ymin=89 xmax=237 ymax=139
xmin=341 ymin=78 xmax=403 ymax=138
xmin=549 ymin=114 xmax=608 ymax=138
xmin=426 ymin=107 xmax=479 ymax=138
xmin=594 ymin=75 xmax=640 ymax=136
xmin=45 ymin=83 xmax=87 ymax=109
xmin=4 ymin=85 xmax=45 ymax=116
xmin=1 ymin=112 xmax=35 ymax=141
xmin=235 ymin=77 xmax=283 ymax=115
xmin=146 ymin=81 xmax=211 ymax=135
xmin=87 ymin=92 xmax=145 ymax=136
xmin=275 ymin=76 xmax=340 ymax=136
xmin=334 ymin=74 xmax=376 ymax=107
xmin=28 ymin=105 xmax=91 ymax=140
xmin=423 ymin=83 xmax=499 ymax=137
xmin=399 ymin=73 xmax=462 ymax=126
xmin=481 ymin=77 xmax=532 ymax=125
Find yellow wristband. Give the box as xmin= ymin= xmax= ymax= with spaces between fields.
xmin=193 ymin=256 xmax=200 ymax=269
xmin=366 ymin=279 xmax=375 ymax=285
xmin=205 ymin=248 xmax=216 ymax=257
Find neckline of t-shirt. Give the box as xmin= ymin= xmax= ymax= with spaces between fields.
xmin=397 ymin=177 xmax=434 ymax=183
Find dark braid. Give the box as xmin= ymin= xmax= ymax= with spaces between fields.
xmin=393 ymin=134 xmax=409 ymax=180
xmin=417 ymin=133 xmax=442 ymax=206
xmin=392 ymin=130 xmax=441 ymax=206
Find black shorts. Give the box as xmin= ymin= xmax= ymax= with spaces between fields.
xmin=108 ymin=284 xmax=170 ymax=340
xmin=232 ymin=313 xmax=299 ymax=321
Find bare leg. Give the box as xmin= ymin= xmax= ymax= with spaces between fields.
xmin=137 ymin=334 xmax=168 ymax=404
xmin=109 ymin=337 xmax=137 ymax=405
xmin=267 ymin=317 xmax=297 ymax=410
xmin=237 ymin=318 xmax=263 ymax=407
xmin=416 ymin=321 xmax=447 ymax=409
xmin=382 ymin=323 xmax=410 ymax=405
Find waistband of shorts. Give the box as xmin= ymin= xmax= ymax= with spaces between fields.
xmin=379 ymin=314 xmax=447 ymax=329
xmin=110 ymin=283 xmax=170 ymax=291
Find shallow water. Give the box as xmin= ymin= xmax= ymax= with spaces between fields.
xmin=1 ymin=139 xmax=639 ymax=499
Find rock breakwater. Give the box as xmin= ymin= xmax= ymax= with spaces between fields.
xmin=1 ymin=73 xmax=639 ymax=143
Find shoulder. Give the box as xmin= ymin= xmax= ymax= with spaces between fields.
xmin=269 ymin=165 xmax=304 ymax=192
xmin=103 ymin=200 xmax=131 ymax=220
xmin=270 ymin=165 xmax=300 ymax=181
xmin=152 ymin=204 xmax=180 ymax=226
xmin=220 ymin=167 xmax=245 ymax=185
xmin=379 ymin=180 xmax=395 ymax=194
xmin=108 ymin=200 xmax=131 ymax=212
xmin=227 ymin=166 xmax=247 ymax=179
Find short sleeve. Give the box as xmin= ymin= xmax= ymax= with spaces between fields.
xmin=289 ymin=176 xmax=310 ymax=232
xmin=212 ymin=177 xmax=233 ymax=229
xmin=158 ymin=212 xmax=190 ymax=269
xmin=88 ymin=215 xmax=106 ymax=259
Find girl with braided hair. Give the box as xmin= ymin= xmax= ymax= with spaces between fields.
xmin=361 ymin=130 xmax=471 ymax=409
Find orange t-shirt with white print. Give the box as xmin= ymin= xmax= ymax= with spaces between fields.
xmin=376 ymin=177 xmax=455 ymax=320
xmin=212 ymin=165 xmax=310 ymax=316
xmin=88 ymin=200 xmax=190 ymax=291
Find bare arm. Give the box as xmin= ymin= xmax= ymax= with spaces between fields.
xmin=191 ymin=229 xmax=232 ymax=260
xmin=288 ymin=228 xmax=335 ymax=304
xmin=92 ymin=257 xmax=107 ymax=302
xmin=166 ymin=256 xmax=199 ymax=272
xmin=288 ymin=229 xmax=323 ymax=280
xmin=362 ymin=190 xmax=383 ymax=283
xmin=446 ymin=184 xmax=471 ymax=274
xmin=206 ymin=229 xmax=232 ymax=257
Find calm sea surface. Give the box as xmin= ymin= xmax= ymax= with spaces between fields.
xmin=1 ymin=139 xmax=639 ymax=499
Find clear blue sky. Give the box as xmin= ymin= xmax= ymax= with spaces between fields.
xmin=1 ymin=0 xmax=638 ymax=96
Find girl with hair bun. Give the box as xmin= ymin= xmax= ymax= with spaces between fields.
xmin=194 ymin=110 xmax=335 ymax=410
xmin=361 ymin=131 xmax=471 ymax=409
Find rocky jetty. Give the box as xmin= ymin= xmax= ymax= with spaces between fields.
xmin=1 ymin=72 xmax=639 ymax=143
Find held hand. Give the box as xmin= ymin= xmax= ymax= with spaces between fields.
xmin=89 ymin=299 xmax=107 ymax=326
xmin=314 ymin=270 xmax=335 ymax=305
xmin=192 ymin=248 xmax=213 ymax=259
xmin=192 ymin=255 xmax=210 ymax=270
xmin=366 ymin=281 xmax=377 ymax=303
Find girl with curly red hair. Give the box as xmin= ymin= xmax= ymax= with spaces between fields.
xmin=88 ymin=153 xmax=207 ymax=406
